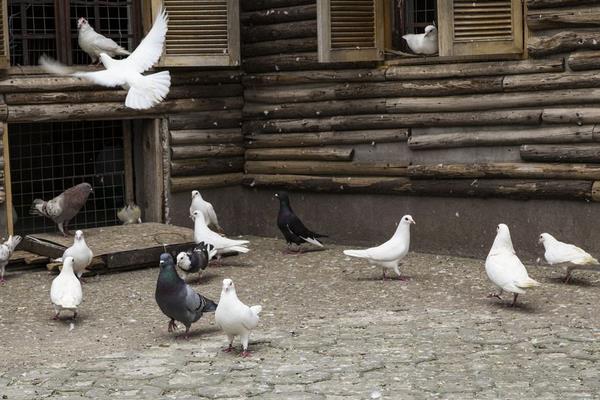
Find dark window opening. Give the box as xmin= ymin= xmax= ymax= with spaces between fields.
xmin=8 ymin=0 xmax=140 ymax=67
xmin=390 ymin=0 xmax=437 ymax=52
xmin=9 ymin=120 xmax=128 ymax=235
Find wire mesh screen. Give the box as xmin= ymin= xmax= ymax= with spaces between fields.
xmin=8 ymin=0 xmax=57 ymax=66
xmin=9 ymin=120 xmax=127 ymax=235
xmin=70 ymin=0 xmax=135 ymax=65
xmin=406 ymin=0 xmax=436 ymax=34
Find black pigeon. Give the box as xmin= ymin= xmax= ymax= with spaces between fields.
xmin=274 ymin=191 xmax=327 ymax=253
xmin=175 ymin=242 xmax=217 ymax=280
xmin=155 ymin=253 xmax=217 ymax=338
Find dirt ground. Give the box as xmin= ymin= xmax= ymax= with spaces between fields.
xmin=0 ymin=235 xmax=599 ymax=399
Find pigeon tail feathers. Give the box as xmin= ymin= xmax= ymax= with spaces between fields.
xmin=301 ymin=236 xmax=324 ymax=247
xmin=516 ymin=277 xmax=540 ymax=289
xmin=5 ymin=236 xmax=22 ymax=253
xmin=343 ymin=249 xmax=369 ymax=259
xmin=572 ymin=254 xmax=600 ymax=265
xmin=125 ymin=70 xmax=171 ymax=110
xmin=227 ymin=246 xmax=250 ymax=254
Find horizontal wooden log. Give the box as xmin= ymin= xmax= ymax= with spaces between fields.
xmin=528 ymin=31 xmax=600 ymax=57
xmin=171 ymin=173 xmax=244 ymax=192
xmin=245 ymin=147 xmax=354 ymax=161
xmin=242 ymin=20 xmax=317 ymax=43
xmin=527 ymin=7 xmax=600 ymax=30
xmin=245 ymin=77 xmax=504 ymax=103
xmin=407 ymin=163 xmax=600 ymax=180
xmin=527 ymin=0 xmax=600 ymax=9
xmin=409 ymin=125 xmax=597 ymax=149
xmin=243 ymin=174 xmax=593 ymax=200
xmin=171 ymin=144 xmax=245 ymax=160
xmin=170 ymin=129 xmax=243 ymax=145
xmin=245 ymin=129 xmax=408 ymax=148
xmin=520 ymin=144 xmax=600 ymax=163
xmin=6 ymin=97 xmax=243 ymax=123
xmin=241 ymin=0 xmax=314 ymax=12
xmin=4 ymin=84 xmax=243 ymax=105
xmin=245 ymin=161 xmax=408 ymax=176
xmin=542 ymin=107 xmax=600 ymax=124
xmin=241 ymin=4 xmax=316 ymax=24
xmin=169 ymin=70 xmax=243 ymax=85
xmin=169 ymin=110 xmax=243 ymax=130
xmin=568 ymin=51 xmax=600 ymax=71
xmin=244 ymin=109 xmax=542 ymax=133
xmin=243 ymin=52 xmax=376 ymax=73
xmin=244 ymin=98 xmax=386 ymax=118
xmin=243 ymin=69 xmax=387 ymax=86
xmin=243 ymin=37 xmax=317 ymax=57
xmin=386 ymin=59 xmax=564 ymax=81
xmin=502 ymin=71 xmax=600 ymax=91
xmin=170 ymin=157 xmax=245 ymax=177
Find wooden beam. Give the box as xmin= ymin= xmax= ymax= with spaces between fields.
xmin=527 ymin=7 xmax=600 ymax=30
xmin=168 ymin=110 xmax=242 ymax=130
xmin=245 ymin=129 xmax=408 ymax=148
xmin=169 ymin=129 xmax=243 ymax=145
xmin=542 ymin=107 xmax=600 ymax=124
xmin=171 ymin=144 xmax=245 ymax=160
xmin=243 ymin=69 xmax=387 ymax=86
xmin=502 ymin=71 xmax=600 ymax=91
xmin=527 ymin=0 xmax=600 ymax=9
xmin=243 ymin=37 xmax=317 ymax=57
xmin=243 ymin=52 xmax=376 ymax=73
xmin=245 ymin=161 xmax=408 ymax=176
xmin=242 ymin=174 xmax=410 ymax=192
xmin=245 ymin=147 xmax=354 ymax=161
xmin=528 ymin=31 xmax=600 ymax=57
xmin=170 ymin=173 xmax=244 ymax=192
xmin=568 ymin=51 xmax=600 ymax=71
xmin=520 ymin=144 xmax=600 ymax=163
xmin=136 ymin=120 xmax=163 ymax=223
xmin=407 ymin=163 xmax=600 ymax=180
xmin=241 ymin=0 xmax=314 ymax=12
xmin=241 ymin=4 xmax=316 ymax=25
xmin=241 ymin=20 xmax=317 ymax=43
xmin=170 ymin=157 xmax=245 ymax=177
xmin=2 ymin=124 xmax=12 ymax=234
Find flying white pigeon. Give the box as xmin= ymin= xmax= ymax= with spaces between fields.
xmin=189 ymin=190 xmax=223 ymax=233
xmin=50 ymin=257 xmax=83 ymax=320
xmin=215 ymin=278 xmax=262 ymax=357
xmin=485 ymin=224 xmax=540 ymax=306
xmin=54 ymin=230 xmax=93 ymax=280
xmin=77 ymin=17 xmax=131 ymax=64
xmin=0 ymin=235 xmax=22 ymax=284
xmin=343 ymin=215 xmax=415 ymax=280
xmin=192 ymin=210 xmax=249 ymax=262
xmin=403 ymin=24 xmax=438 ymax=55
xmin=40 ymin=8 xmax=171 ymax=110
xmin=539 ymin=233 xmax=600 ymax=283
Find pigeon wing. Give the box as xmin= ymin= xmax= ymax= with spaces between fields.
xmin=240 ymin=304 xmax=260 ymax=330
xmin=205 ymin=203 xmax=220 ymax=228
xmin=90 ymin=32 xmax=127 ymax=54
xmin=286 ymin=214 xmax=324 ymax=244
xmin=58 ymin=185 xmax=92 ymax=221
xmin=124 ymin=8 xmax=168 ymax=73
xmin=73 ymin=69 xmax=126 ymax=88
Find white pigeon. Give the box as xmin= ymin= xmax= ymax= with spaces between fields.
xmin=50 ymin=257 xmax=83 ymax=320
xmin=215 ymin=278 xmax=262 ymax=357
xmin=40 ymin=8 xmax=171 ymax=110
xmin=0 ymin=235 xmax=22 ymax=284
xmin=192 ymin=210 xmax=249 ymax=261
xmin=117 ymin=203 xmax=142 ymax=225
xmin=539 ymin=233 xmax=600 ymax=283
xmin=189 ymin=190 xmax=223 ymax=233
xmin=77 ymin=17 xmax=131 ymax=64
xmin=402 ymin=24 xmax=438 ymax=55
xmin=55 ymin=230 xmax=93 ymax=279
xmin=343 ymin=215 xmax=415 ymax=280
xmin=485 ymin=224 xmax=540 ymax=306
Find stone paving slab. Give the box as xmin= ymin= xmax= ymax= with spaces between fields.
xmin=0 ymin=236 xmax=599 ymax=399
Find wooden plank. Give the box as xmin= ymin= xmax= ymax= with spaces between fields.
xmin=21 ymin=223 xmax=195 ymax=270
xmin=140 ymin=120 xmax=163 ymax=223
xmin=409 ymin=125 xmax=596 ymax=149
xmin=245 ymin=161 xmax=408 ymax=176
xmin=170 ymin=129 xmax=243 ymax=145
xmin=245 ymin=147 xmax=354 ymax=161
xmin=170 ymin=157 xmax=245 ymax=177
xmin=528 ymin=31 xmax=600 ymax=58
xmin=122 ymin=121 xmax=135 ymax=204
xmin=2 ymin=123 xmax=11 ymax=231
xmin=170 ymin=173 xmax=244 ymax=192
xmin=520 ymin=144 xmax=600 ymax=163
xmin=245 ymin=129 xmax=408 ymax=148
xmin=407 ymin=163 xmax=600 ymax=180
xmin=171 ymin=144 xmax=245 ymax=159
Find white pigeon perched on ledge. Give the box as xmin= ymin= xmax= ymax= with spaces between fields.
xmin=539 ymin=233 xmax=600 ymax=283
xmin=485 ymin=224 xmax=540 ymax=306
xmin=343 ymin=215 xmax=415 ymax=281
xmin=50 ymin=257 xmax=83 ymax=320
xmin=55 ymin=230 xmax=93 ymax=280
xmin=403 ymin=24 xmax=438 ymax=55
xmin=0 ymin=235 xmax=22 ymax=284
xmin=77 ymin=17 xmax=131 ymax=64
xmin=192 ymin=211 xmax=249 ymax=262
xmin=189 ymin=190 xmax=223 ymax=233
xmin=40 ymin=8 xmax=170 ymax=110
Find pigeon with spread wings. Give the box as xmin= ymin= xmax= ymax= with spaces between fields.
xmin=40 ymin=8 xmax=170 ymax=110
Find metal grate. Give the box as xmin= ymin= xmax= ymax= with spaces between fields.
xmin=9 ymin=120 xmax=127 ymax=235
xmin=70 ymin=0 xmax=135 ymax=65
xmin=406 ymin=0 xmax=436 ymax=34
xmin=8 ymin=0 xmax=57 ymax=66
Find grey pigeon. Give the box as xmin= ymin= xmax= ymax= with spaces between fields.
xmin=176 ymin=241 xmax=217 ymax=282
xmin=30 ymin=183 xmax=93 ymax=236
xmin=0 ymin=235 xmax=22 ymax=284
xmin=275 ymin=192 xmax=327 ymax=253
xmin=155 ymin=253 xmax=217 ymax=338
xmin=77 ymin=17 xmax=131 ymax=64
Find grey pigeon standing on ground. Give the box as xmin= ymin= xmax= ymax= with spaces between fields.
xmin=176 ymin=242 xmax=217 ymax=282
xmin=30 ymin=183 xmax=93 ymax=236
xmin=155 ymin=253 xmax=217 ymax=338
xmin=77 ymin=17 xmax=131 ymax=64
xmin=0 ymin=235 xmax=22 ymax=284
xmin=275 ymin=192 xmax=327 ymax=253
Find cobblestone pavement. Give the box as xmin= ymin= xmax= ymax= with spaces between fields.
xmin=1 ymin=236 xmax=599 ymax=399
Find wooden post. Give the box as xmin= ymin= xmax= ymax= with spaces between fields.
xmin=2 ymin=123 xmax=12 ymax=235
xmin=135 ymin=119 xmax=163 ymax=223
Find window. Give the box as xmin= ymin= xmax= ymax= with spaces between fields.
xmin=317 ymin=0 xmax=524 ymax=62
xmin=7 ymin=0 xmax=140 ymax=66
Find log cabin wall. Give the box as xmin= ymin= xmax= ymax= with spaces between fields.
xmin=236 ymin=0 xmax=600 ymax=259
